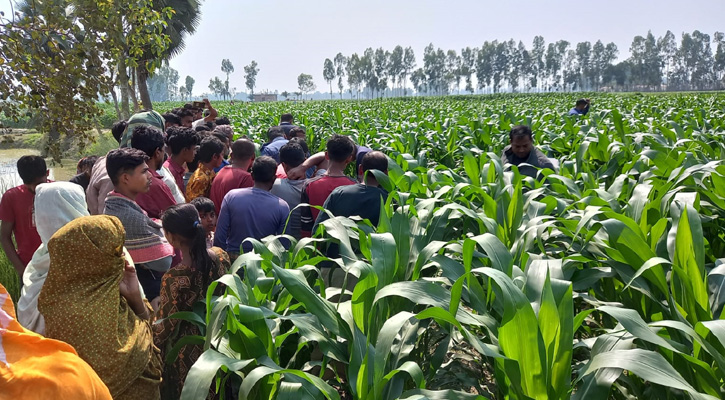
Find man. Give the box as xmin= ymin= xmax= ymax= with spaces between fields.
xmin=210 ymin=138 xmax=255 ymax=213
xmin=86 ymin=120 xmax=128 ymax=214
xmin=103 ymin=148 xmax=174 ymax=304
xmin=212 ymin=131 xmax=231 ymax=173
xmin=175 ymin=108 xmax=195 ymax=128
xmin=69 ymin=156 xmax=99 ymax=192
xmin=164 ymin=126 xmax=199 ymax=194
xmin=569 ymin=98 xmax=591 ymax=116
xmin=500 ymin=125 xmax=555 ymax=179
xmin=279 ymin=113 xmax=298 ymax=138
xmin=300 ymin=134 xmax=356 ymax=237
xmin=132 ymin=126 xmax=177 ymax=219
xmin=192 ymin=99 xmax=218 ymax=128
xmin=271 ymin=142 xmax=307 ymax=239
xmin=288 ymin=126 xmax=306 ymax=140
xmin=185 ymin=136 xmax=224 ymax=202
xmin=214 ymin=156 xmax=290 ymax=258
xmin=314 ymin=151 xmax=389 ymax=230
xmin=162 ymin=112 xmax=181 ymax=129
xmin=118 ymin=109 xmax=165 ymax=148
xmin=0 ymin=156 xmax=49 ymax=275
xmin=260 ymin=126 xmax=288 ymax=164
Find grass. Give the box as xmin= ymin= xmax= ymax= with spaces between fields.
xmin=0 ymin=248 xmax=20 ymax=304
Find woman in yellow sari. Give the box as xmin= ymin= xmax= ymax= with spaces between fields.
xmin=38 ymin=215 xmax=162 ymax=400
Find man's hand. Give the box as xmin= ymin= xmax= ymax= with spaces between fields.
xmin=286 ymin=165 xmax=308 ymax=180
xmin=203 ymin=98 xmax=211 ymax=108
xmin=119 ymin=258 xmax=149 ymax=319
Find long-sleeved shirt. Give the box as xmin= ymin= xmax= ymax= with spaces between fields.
xmin=568 ymin=105 xmax=589 ymax=116
xmin=501 ymin=146 xmax=556 ymax=178
xmin=214 ymin=188 xmax=289 ymax=254
xmin=260 ymin=137 xmax=289 ymax=164
xmin=163 ymin=158 xmax=186 ymax=195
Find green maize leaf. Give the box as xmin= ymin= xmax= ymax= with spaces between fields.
xmin=180 ymin=349 xmax=254 ymax=400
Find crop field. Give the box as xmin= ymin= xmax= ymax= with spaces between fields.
xmin=169 ymin=93 xmax=725 ymax=400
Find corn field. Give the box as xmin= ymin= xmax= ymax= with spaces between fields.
xmin=166 ymin=93 xmax=725 ymax=400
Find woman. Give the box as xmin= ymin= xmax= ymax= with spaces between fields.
xmin=155 ymin=203 xmax=230 ymax=399
xmin=38 ymin=215 xmax=162 ymax=400
xmin=17 ymin=182 xmax=89 ymax=334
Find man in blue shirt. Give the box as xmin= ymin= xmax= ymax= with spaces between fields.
xmin=568 ymin=98 xmax=591 ymax=116
xmin=260 ymin=126 xmax=289 ymax=163
xmin=279 ymin=113 xmax=298 ymax=138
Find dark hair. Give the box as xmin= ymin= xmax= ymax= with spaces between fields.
xmin=326 ymin=134 xmax=355 ymax=163
xmin=279 ymin=142 xmax=306 ymax=168
xmin=267 ymin=126 xmax=285 ymax=141
xmin=161 ymin=204 xmax=214 ymax=289
xmin=195 ymin=125 xmax=212 ymax=133
xmin=509 ymin=125 xmax=533 ymax=140
xmin=251 ymin=156 xmax=278 ymax=183
xmin=106 ymin=148 xmax=149 ymax=185
xmin=131 ymin=125 xmax=165 ymax=158
xmin=191 ymin=196 xmax=215 ymax=215
xmin=289 ymin=126 xmax=305 ymax=137
xmin=77 ymin=155 xmax=99 ymax=172
xmin=361 ymin=151 xmax=388 ymax=173
xmin=17 ymin=155 xmax=47 ymax=184
xmin=212 ymin=132 xmax=229 ymax=145
xmin=162 ymin=113 xmax=181 ymax=126
xmin=215 ymin=116 xmax=231 ymax=126
xmin=111 ymin=120 xmax=128 ymax=144
xmin=197 ymin=137 xmax=224 ymax=163
xmin=280 ymin=113 xmax=294 ymax=123
xmin=166 ymin=127 xmax=200 ymax=155
xmin=187 ymin=156 xmax=200 ymax=173
xmin=175 ymin=108 xmax=194 ymax=119
xmin=231 ymin=139 xmax=256 ymax=161
xmin=576 ymin=99 xmax=588 ymax=106
xmin=288 ymin=137 xmax=309 ymax=154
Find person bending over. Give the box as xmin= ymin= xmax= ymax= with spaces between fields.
xmin=568 ymin=98 xmax=591 ymax=116
xmin=500 ymin=125 xmax=555 ymax=179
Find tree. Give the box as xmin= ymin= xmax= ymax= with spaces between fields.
xmin=346 ymin=53 xmax=363 ymax=99
xmin=244 ymin=60 xmax=259 ymax=100
xmin=715 ymin=32 xmax=725 ymax=88
xmin=374 ymin=48 xmax=390 ymax=97
xmin=147 ymin=63 xmax=179 ymax=101
xmin=334 ymin=53 xmax=347 ymax=99
xmin=184 ymin=75 xmax=195 ymax=99
xmin=477 ymin=42 xmax=496 ymax=93
xmin=402 ymin=47 xmax=416 ymax=96
xmin=281 ymin=91 xmax=290 ymax=100
xmin=297 ymin=73 xmax=316 ymax=99
xmin=575 ymin=41 xmax=592 ymax=90
xmin=209 ymin=77 xmax=224 ymax=99
xmin=218 ymin=59 xmax=234 ymax=101
xmin=531 ymin=36 xmax=546 ymax=91
xmin=389 ymin=46 xmax=404 ymax=96
xmin=323 ymin=58 xmax=335 ymax=99
xmin=658 ymin=30 xmax=677 ymax=88
xmin=461 ymin=47 xmax=477 ymax=94
xmin=411 ymin=68 xmax=427 ymax=94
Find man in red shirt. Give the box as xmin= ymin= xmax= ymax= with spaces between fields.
xmin=0 ymin=156 xmax=49 ymax=274
xmin=210 ymin=138 xmax=256 ymax=213
xmin=300 ymin=134 xmax=356 ymax=237
xmin=163 ymin=126 xmax=199 ymax=195
xmin=132 ymin=125 xmax=177 ymax=219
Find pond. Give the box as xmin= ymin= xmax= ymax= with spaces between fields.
xmin=0 ymin=149 xmax=79 ymax=194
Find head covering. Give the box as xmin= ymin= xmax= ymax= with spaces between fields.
xmin=38 ymin=215 xmax=161 ymax=399
xmin=119 ymin=110 xmax=166 ymax=148
xmin=214 ymin=124 xmax=234 ymax=138
xmin=17 ymin=182 xmax=90 ymax=334
xmin=0 ymin=283 xmax=113 ymax=399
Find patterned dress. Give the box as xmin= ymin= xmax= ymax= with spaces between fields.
xmin=154 ymin=247 xmax=230 ymax=399
xmin=185 ymin=164 xmax=216 ymax=203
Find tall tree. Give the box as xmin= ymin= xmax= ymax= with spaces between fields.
xmin=208 ymin=77 xmax=223 ymax=99
xmin=461 ymin=47 xmax=477 ymax=94
xmin=334 ymin=53 xmax=347 ymax=98
xmin=575 ymin=41 xmax=592 ymax=90
xmin=658 ymin=30 xmax=678 ymax=88
xmin=401 ymin=47 xmax=416 ymax=96
xmin=446 ymin=50 xmax=462 ymax=94
xmin=388 ymin=46 xmax=404 ymax=96
xmin=531 ymin=36 xmax=546 ymax=91
xmin=374 ymin=48 xmax=390 ymax=97
xmin=220 ymin=59 xmax=234 ymax=101
xmin=346 ymin=53 xmax=362 ymax=99
xmin=243 ymin=60 xmax=259 ymax=101
xmin=184 ymin=75 xmax=195 ymax=99
xmin=477 ymin=42 xmax=495 ymax=93
xmin=147 ymin=63 xmax=179 ymax=101
xmin=323 ymin=58 xmax=336 ymax=99
xmin=411 ymin=68 xmax=427 ymax=94
xmin=297 ymin=73 xmax=316 ymax=99
xmin=362 ymin=48 xmax=376 ymax=98
xmin=715 ymin=32 xmax=725 ymax=88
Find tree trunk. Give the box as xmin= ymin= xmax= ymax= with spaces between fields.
xmin=129 ymin=69 xmax=139 ymax=112
xmin=136 ymin=63 xmax=153 ymax=110
xmin=117 ymin=59 xmax=131 ymax=120
xmin=110 ymin=89 xmax=121 ymax=120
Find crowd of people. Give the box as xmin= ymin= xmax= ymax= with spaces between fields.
xmin=0 ymin=100 xmax=391 ymax=399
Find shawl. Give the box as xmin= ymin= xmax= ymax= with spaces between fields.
xmin=17 ymin=182 xmax=89 ymax=335
xmin=0 ymin=283 xmax=112 ymax=399
xmin=37 ymin=215 xmax=161 ymax=399
xmin=104 ymin=192 xmax=174 ymax=264
xmin=119 ymin=110 xmax=165 ymax=148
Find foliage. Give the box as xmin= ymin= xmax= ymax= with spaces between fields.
xmin=298 ymin=73 xmax=316 ymax=99
xmin=244 ymin=60 xmax=260 ymax=99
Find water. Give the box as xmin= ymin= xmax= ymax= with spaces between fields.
xmin=0 ymin=149 xmax=78 ymax=194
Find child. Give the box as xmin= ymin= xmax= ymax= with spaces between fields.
xmin=185 ymin=136 xmax=224 ymax=202
xmin=190 ymin=197 xmax=217 ymax=249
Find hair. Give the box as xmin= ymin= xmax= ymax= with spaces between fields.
xmin=267 ymin=126 xmax=285 ymax=141
xmin=183 ymin=103 xmax=194 ymax=109
xmin=280 ymin=113 xmax=294 ymax=123
xmin=509 ymin=125 xmax=533 ymax=141
xmin=77 ymin=155 xmax=99 ymax=172
xmin=251 ymin=156 xmax=278 ymax=183
xmin=215 ymin=116 xmax=231 ymax=126
xmin=214 ymin=125 xmax=234 ymax=139
xmin=195 ymin=125 xmax=212 ymax=133
xmin=106 ymin=148 xmax=149 ymax=185
xmin=161 ymin=204 xmax=214 ymax=288
xmin=190 ymin=196 xmax=215 ymax=215
xmin=197 ymin=136 xmax=224 ymax=163
xmin=231 ymin=139 xmax=256 ymax=161
xmin=279 ymin=142 xmax=306 ymax=168
xmin=289 ymin=126 xmax=305 ymax=138
xmin=361 ymin=151 xmax=388 ymax=173
xmin=162 ymin=113 xmax=181 ymax=126
xmin=165 ymin=126 xmax=200 ymax=155
xmin=576 ymin=99 xmax=588 ymax=107
xmin=187 ymin=156 xmax=200 ymax=173
xmin=111 ymin=120 xmax=128 ymax=144
xmin=212 ymin=132 xmax=229 ymax=145
xmin=131 ymin=125 xmax=165 ymax=158
xmin=174 ymin=108 xmax=194 ymax=119
xmin=17 ymin=155 xmax=47 ymax=184
xmin=288 ymin=137 xmax=309 ymax=154
xmin=326 ymin=134 xmax=355 ymax=163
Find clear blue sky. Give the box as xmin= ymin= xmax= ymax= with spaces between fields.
xmin=3 ymin=0 xmax=724 ymax=95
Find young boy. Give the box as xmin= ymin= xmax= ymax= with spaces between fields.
xmin=0 ymin=156 xmax=49 ymax=275
xmin=190 ymin=197 xmax=217 ymax=249
xmin=209 ymin=138 xmax=256 ymax=214
xmin=69 ymin=156 xmax=98 ymax=192
xmin=185 ymin=136 xmax=224 ymax=203
xmin=164 ymin=126 xmax=200 ymax=194
xmin=104 ymin=148 xmax=174 ymax=304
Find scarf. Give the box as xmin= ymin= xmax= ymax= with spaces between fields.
xmin=103 ymin=193 xmax=174 ymax=264
xmin=17 ymin=182 xmax=89 ymax=335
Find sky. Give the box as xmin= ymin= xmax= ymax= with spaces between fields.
xmin=3 ymin=0 xmax=724 ymax=95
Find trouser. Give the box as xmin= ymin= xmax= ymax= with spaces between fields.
xmin=136 ymin=266 xmax=162 ymax=301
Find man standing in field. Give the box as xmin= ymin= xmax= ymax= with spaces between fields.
xmin=568 ymin=98 xmax=591 ymax=116
xmin=501 ymin=125 xmax=555 ymax=179
xmin=210 ymin=139 xmax=256 ymax=214
xmin=260 ymin=126 xmax=289 ymax=164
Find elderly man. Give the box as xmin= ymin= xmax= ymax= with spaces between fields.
xmin=501 ymin=125 xmax=555 ymax=178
